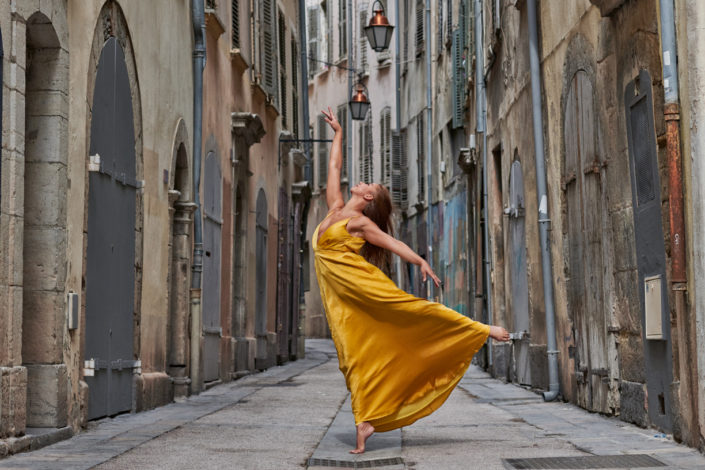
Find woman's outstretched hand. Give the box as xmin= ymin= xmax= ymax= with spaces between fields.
xmin=420 ymin=261 xmax=441 ymax=288
xmin=322 ymin=107 xmax=342 ymax=133
xmin=489 ymin=326 xmax=510 ymax=342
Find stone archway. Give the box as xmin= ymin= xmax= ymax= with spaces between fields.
xmin=22 ymin=10 xmax=70 ymax=429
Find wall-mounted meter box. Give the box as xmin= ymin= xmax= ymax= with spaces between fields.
xmin=644 ymin=275 xmax=663 ymax=340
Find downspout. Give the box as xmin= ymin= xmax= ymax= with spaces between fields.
xmin=190 ymin=0 xmax=206 ymax=395
xmin=659 ymin=0 xmax=697 ymax=444
xmin=527 ymin=0 xmax=558 ymax=401
xmin=395 ymin=0 xmax=402 ymax=287
xmin=299 ymin=0 xmax=312 ymax=184
xmin=348 ymin=0 xmax=353 ymax=189
xmin=475 ymin=0 xmax=493 ymax=367
xmin=425 ymin=0 xmax=433 ymax=300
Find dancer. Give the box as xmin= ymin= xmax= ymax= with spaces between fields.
xmin=313 ymin=107 xmax=510 ymax=454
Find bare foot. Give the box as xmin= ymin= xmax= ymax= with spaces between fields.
xmin=489 ymin=325 xmax=510 ymax=342
xmin=350 ymin=421 xmax=375 ymax=454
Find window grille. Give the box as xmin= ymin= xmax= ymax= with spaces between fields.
xmin=318 ymin=115 xmax=328 ymax=187
xmin=337 ymin=105 xmax=348 ymax=179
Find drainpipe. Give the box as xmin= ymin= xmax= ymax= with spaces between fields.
xmin=394 ymin=0 xmax=402 ymax=287
xmin=425 ymin=0 xmax=433 ymax=300
xmin=299 ymin=0 xmax=312 ymax=184
xmin=527 ymin=0 xmax=558 ymax=401
xmin=659 ymin=0 xmax=697 ymax=444
xmin=475 ymin=0 xmax=493 ymax=367
xmin=348 ymin=0 xmax=353 ymax=190
xmin=190 ymin=0 xmax=206 ymax=395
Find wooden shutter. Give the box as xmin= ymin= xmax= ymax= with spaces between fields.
xmin=232 ymin=0 xmax=240 ymax=49
xmin=459 ymin=0 xmax=467 ymax=50
xmin=401 ymin=128 xmax=408 ymax=209
xmin=291 ymin=39 xmax=297 ymax=133
xmin=337 ymin=105 xmax=348 ymax=178
xmin=380 ymin=107 xmax=392 ymax=187
xmin=307 ymin=7 xmax=319 ymax=78
xmin=451 ymin=29 xmax=465 ymax=128
xmin=437 ymin=0 xmax=443 ymax=55
xmin=417 ymin=114 xmax=424 ymax=202
xmin=279 ymin=11 xmax=287 ymax=128
xmin=403 ymin=0 xmax=409 ymax=65
xmin=359 ymin=8 xmax=368 ymax=72
xmin=392 ymin=131 xmax=402 ymax=205
xmin=415 ymin=0 xmax=424 ymax=57
xmin=339 ymin=0 xmax=347 ymax=57
xmin=446 ymin=0 xmax=453 ymax=46
xmin=262 ymin=0 xmax=278 ymax=101
xmin=318 ymin=115 xmax=328 ymax=187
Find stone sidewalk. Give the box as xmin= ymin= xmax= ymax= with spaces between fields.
xmin=1 ymin=339 xmax=704 ymax=469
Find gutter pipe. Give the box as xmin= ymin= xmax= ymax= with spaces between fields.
xmin=299 ymin=0 xmax=312 ymax=184
xmin=475 ymin=0 xmax=493 ymax=367
xmin=527 ymin=0 xmax=559 ymax=401
xmin=394 ymin=0 xmax=402 ymax=287
xmin=425 ymin=0 xmax=433 ymax=300
xmin=189 ymin=0 xmax=206 ymax=395
xmin=659 ymin=0 xmax=698 ymax=445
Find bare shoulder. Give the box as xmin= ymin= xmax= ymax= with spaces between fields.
xmin=346 ymin=214 xmax=373 ymax=237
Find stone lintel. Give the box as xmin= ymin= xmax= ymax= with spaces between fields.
xmin=231 ymin=112 xmax=265 ymax=148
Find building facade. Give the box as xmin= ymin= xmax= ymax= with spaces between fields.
xmin=0 ymin=0 xmax=307 ymax=454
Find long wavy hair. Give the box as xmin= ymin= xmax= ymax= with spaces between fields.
xmin=360 ymin=184 xmax=394 ymax=274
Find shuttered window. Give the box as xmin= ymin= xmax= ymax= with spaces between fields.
xmin=307 ymin=6 xmax=319 ymax=78
xmin=415 ymin=0 xmax=424 ymax=57
xmin=403 ymin=0 xmax=409 ymax=67
xmin=337 ymin=105 xmax=348 ymax=179
xmin=261 ymin=0 xmax=278 ymax=104
xmin=416 ymin=114 xmax=425 ymax=203
xmin=437 ymin=0 xmax=443 ymax=55
xmin=380 ymin=107 xmax=392 ymax=187
xmin=291 ymin=37 xmax=299 ymax=138
xmin=446 ymin=0 xmax=453 ymax=46
xmin=339 ymin=0 xmax=347 ymax=58
xmin=359 ymin=113 xmax=372 ymax=183
xmin=359 ymin=7 xmax=368 ymax=73
xmin=279 ymin=11 xmax=287 ymax=128
xmin=451 ymin=29 xmax=465 ymax=128
xmin=231 ymin=0 xmax=240 ymax=49
xmin=318 ymin=115 xmax=328 ymax=187
xmin=323 ymin=0 xmax=332 ymax=63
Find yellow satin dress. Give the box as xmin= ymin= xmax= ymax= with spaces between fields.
xmin=313 ymin=214 xmax=490 ymax=432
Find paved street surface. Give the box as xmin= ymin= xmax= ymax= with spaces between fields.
xmin=1 ymin=339 xmax=704 ymax=469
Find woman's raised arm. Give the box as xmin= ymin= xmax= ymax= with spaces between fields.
xmin=322 ymin=107 xmax=345 ymax=211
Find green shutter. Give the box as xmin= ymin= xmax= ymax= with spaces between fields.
xmin=451 ymin=28 xmax=465 ymax=129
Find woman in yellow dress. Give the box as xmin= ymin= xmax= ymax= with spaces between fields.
xmin=313 ymin=108 xmax=510 ymax=454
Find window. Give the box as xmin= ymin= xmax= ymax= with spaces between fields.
xmin=279 ymin=11 xmax=287 ymax=128
xmin=380 ymin=107 xmax=392 ymax=187
xmin=451 ymin=28 xmax=465 ymax=128
xmin=339 ymin=0 xmax=347 ymax=58
xmin=259 ymin=0 xmax=278 ymax=103
xmin=403 ymin=0 xmax=409 ymax=67
xmin=437 ymin=0 xmax=443 ymax=55
xmin=318 ymin=115 xmax=328 ymax=187
xmin=307 ymin=6 xmax=319 ymax=78
xmin=359 ymin=113 xmax=372 ymax=183
xmin=337 ymin=105 xmax=348 ymax=179
xmin=415 ymin=0 xmax=424 ymax=57
xmin=416 ymin=113 xmax=425 ymax=203
xmin=391 ymin=128 xmax=409 ymax=209
xmin=446 ymin=0 xmax=453 ymax=47
xmin=291 ymin=37 xmax=299 ymax=138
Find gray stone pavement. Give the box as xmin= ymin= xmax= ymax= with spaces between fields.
xmin=1 ymin=339 xmax=704 ymax=469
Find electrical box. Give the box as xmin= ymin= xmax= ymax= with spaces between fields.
xmin=67 ymin=291 xmax=79 ymax=330
xmin=644 ymin=275 xmax=663 ymax=340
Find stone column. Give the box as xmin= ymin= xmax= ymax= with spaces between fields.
xmin=168 ymin=199 xmax=196 ymax=397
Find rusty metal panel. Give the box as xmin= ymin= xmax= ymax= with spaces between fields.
xmin=202 ymin=151 xmax=222 ymax=382
xmin=625 ymin=69 xmax=673 ymax=431
xmin=85 ymin=37 xmax=136 ymax=419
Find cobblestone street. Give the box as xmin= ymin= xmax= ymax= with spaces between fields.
xmin=1 ymin=340 xmax=703 ymax=470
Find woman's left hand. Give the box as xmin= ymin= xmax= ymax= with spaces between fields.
xmin=420 ymin=261 xmax=441 ymax=288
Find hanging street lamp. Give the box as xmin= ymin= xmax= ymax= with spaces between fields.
xmin=364 ymin=0 xmax=394 ymax=53
xmin=349 ymin=81 xmax=371 ymax=120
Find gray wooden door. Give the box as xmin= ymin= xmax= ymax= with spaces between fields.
xmin=85 ymin=37 xmax=136 ymax=419
xmin=508 ymin=160 xmax=530 ymax=385
xmin=202 ymin=151 xmax=222 ymax=382
xmin=276 ymin=188 xmax=290 ymax=362
xmin=563 ymin=71 xmax=609 ymax=413
xmin=255 ymin=190 xmax=268 ymax=339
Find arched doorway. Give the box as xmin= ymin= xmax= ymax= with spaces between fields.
xmin=85 ymin=36 xmax=138 ymax=419
xmin=562 ymin=70 xmax=609 ymax=413
xmin=202 ymin=151 xmax=222 ymax=383
xmin=508 ymin=158 xmax=530 ymax=385
xmin=255 ymin=189 xmax=268 ymax=366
